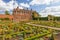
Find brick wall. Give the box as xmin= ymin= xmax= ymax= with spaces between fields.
xmin=13 ymin=7 xmax=32 ymax=22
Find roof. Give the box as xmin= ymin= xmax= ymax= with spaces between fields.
xmin=13 ymin=7 xmax=32 ymax=12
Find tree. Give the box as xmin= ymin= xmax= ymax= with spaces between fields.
xmin=50 ymin=33 xmax=54 ymax=40
xmin=4 ymin=18 xmax=10 ymax=20
xmin=5 ymin=11 xmax=10 ymax=15
xmin=32 ymin=11 xmax=41 ymax=21
xmin=50 ymin=30 xmax=54 ymax=40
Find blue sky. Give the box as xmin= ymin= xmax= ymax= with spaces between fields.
xmin=0 ymin=0 xmax=60 ymax=17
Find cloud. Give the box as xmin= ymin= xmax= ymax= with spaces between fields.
xmin=0 ymin=0 xmax=6 ymax=9
xmin=29 ymin=0 xmax=60 ymax=5
xmin=52 ymin=0 xmax=60 ymax=3
xmin=6 ymin=0 xmax=14 ymax=10
xmin=30 ymin=0 xmax=51 ymax=5
xmin=19 ymin=6 xmax=23 ymax=9
xmin=11 ymin=0 xmax=23 ymax=9
xmin=0 ymin=0 xmax=23 ymax=11
xmin=0 ymin=0 xmax=14 ymax=11
xmin=20 ymin=3 xmax=30 ymax=8
xmin=40 ymin=6 xmax=60 ymax=17
xmin=41 ymin=6 xmax=60 ymax=13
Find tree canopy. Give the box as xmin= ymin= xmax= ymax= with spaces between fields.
xmin=32 ymin=11 xmax=40 ymax=18
xmin=5 ymin=11 xmax=10 ymax=15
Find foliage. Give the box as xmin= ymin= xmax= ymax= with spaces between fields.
xmin=0 ymin=21 xmax=59 ymax=40
xmin=32 ymin=11 xmax=40 ymax=20
xmin=5 ymin=11 xmax=10 ymax=15
xmin=4 ymin=18 xmax=10 ymax=20
xmin=0 ymin=18 xmax=10 ymax=21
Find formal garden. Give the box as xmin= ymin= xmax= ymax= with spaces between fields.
xmin=0 ymin=21 xmax=59 ymax=40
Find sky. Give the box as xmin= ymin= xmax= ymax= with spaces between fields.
xmin=0 ymin=0 xmax=60 ymax=17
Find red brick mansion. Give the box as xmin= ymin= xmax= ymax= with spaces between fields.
xmin=0 ymin=7 xmax=33 ymax=22
xmin=13 ymin=7 xmax=32 ymax=22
